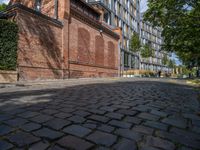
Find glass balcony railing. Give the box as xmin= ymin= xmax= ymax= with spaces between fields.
xmin=88 ymin=0 xmax=111 ymax=10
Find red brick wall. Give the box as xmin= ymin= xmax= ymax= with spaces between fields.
xmin=10 ymin=0 xmax=70 ymax=20
xmin=8 ymin=1 xmax=119 ymax=80
xmin=68 ymin=17 xmax=119 ymax=78
xmin=41 ymin=0 xmax=54 ymax=17
xmin=15 ymin=9 xmax=65 ymax=80
xmin=10 ymin=0 xmax=35 ymax=8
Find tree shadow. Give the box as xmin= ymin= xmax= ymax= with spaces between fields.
xmin=17 ymin=9 xmax=63 ymax=80
xmin=0 ymin=80 xmax=199 ymax=149
xmin=0 ymin=80 xmax=199 ymax=113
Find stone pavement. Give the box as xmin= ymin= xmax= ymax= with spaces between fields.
xmin=0 ymin=78 xmax=200 ymax=150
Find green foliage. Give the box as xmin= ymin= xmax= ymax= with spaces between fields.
xmin=181 ymin=65 xmax=196 ymax=76
xmin=144 ymin=0 xmax=200 ymax=67
xmin=177 ymin=51 xmax=200 ymax=68
xmin=130 ymin=32 xmax=141 ymax=53
xmin=0 ymin=19 xmax=18 ymax=70
xmin=162 ymin=54 xmax=169 ymax=65
xmin=141 ymin=43 xmax=153 ymax=58
xmin=0 ymin=3 xmax=7 ymax=11
xmin=168 ymin=59 xmax=175 ymax=68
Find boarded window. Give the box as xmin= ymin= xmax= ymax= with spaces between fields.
xmin=108 ymin=41 xmax=115 ymax=68
xmin=95 ymin=36 xmax=104 ymax=66
xmin=78 ymin=28 xmax=91 ymax=63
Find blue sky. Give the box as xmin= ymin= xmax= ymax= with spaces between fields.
xmin=140 ymin=0 xmax=148 ymax=12
xmin=0 ymin=0 xmax=9 ymax=4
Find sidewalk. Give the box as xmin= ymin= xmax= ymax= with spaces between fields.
xmin=0 ymin=77 xmax=120 ymax=89
xmin=0 ymin=77 xmax=199 ymax=89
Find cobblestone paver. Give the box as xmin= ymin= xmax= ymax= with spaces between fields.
xmin=0 ymin=78 xmax=200 ymax=149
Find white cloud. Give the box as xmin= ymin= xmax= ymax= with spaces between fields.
xmin=140 ymin=0 xmax=148 ymax=12
xmin=0 ymin=0 xmax=9 ymax=4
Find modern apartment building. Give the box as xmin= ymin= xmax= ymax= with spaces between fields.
xmin=140 ymin=14 xmax=170 ymax=72
xmin=85 ymin=0 xmax=141 ymax=72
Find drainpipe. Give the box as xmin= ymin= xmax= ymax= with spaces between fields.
xmin=118 ymin=41 xmax=121 ymax=77
xmin=54 ymin=0 xmax=58 ymax=19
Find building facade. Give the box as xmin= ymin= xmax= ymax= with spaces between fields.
xmin=85 ymin=0 xmax=141 ymax=72
xmin=4 ymin=0 xmax=120 ymax=81
xmin=140 ymin=15 xmax=170 ymax=72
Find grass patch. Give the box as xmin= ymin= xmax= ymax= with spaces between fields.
xmin=186 ymin=79 xmax=200 ymax=87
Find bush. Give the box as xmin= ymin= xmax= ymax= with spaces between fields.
xmin=0 ymin=3 xmax=7 ymax=11
xmin=0 ymin=19 xmax=18 ymax=70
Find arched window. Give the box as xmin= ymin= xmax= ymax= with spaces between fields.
xmin=35 ymin=0 xmax=42 ymax=12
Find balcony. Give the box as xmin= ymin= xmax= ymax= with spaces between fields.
xmin=71 ymin=0 xmax=100 ymax=21
xmin=88 ymin=0 xmax=112 ymax=11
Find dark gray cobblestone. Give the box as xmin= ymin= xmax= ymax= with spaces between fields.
xmin=19 ymin=122 xmax=41 ymax=132
xmin=113 ymin=138 xmax=137 ymax=150
xmin=29 ymin=141 xmax=50 ymax=150
xmin=7 ymin=131 xmax=40 ymax=147
xmin=124 ymin=116 xmax=142 ymax=124
xmin=115 ymin=128 xmax=142 ymax=141
xmin=161 ymin=115 xmax=188 ymax=129
xmin=0 ymin=78 xmax=199 ymax=149
xmin=33 ymin=128 xmax=64 ymax=140
xmin=86 ymin=131 xmax=117 ymax=147
xmin=143 ymin=120 xmax=169 ymax=131
xmin=63 ymin=125 xmax=91 ymax=137
xmin=0 ymin=124 xmax=15 ymax=135
xmin=108 ymin=120 xmax=132 ymax=128
xmin=132 ymin=125 xmax=154 ymax=135
xmin=44 ymin=118 xmax=71 ymax=130
xmin=4 ymin=117 xmax=28 ymax=127
xmin=145 ymin=136 xmax=175 ymax=150
xmin=88 ymin=115 xmax=110 ymax=123
xmin=105 ymin=112 xmax=124 ymax=120
xmin=0 ymin=140 xmax=13 ymax=150
xmin=57 ymin=135 xmax=94 ymax=150
xmin=97 ymin=124 xmax=115 ymax=133
xmin=138 ymin=112 xmax=160 ymax=121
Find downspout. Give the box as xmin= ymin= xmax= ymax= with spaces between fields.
xmin=68 ymin=15 xmax=70 ymax=79
xmin=54 ymin=0 xmax=58 ymax=19
xmin=118 ymin=41 xmax=121 ymax=77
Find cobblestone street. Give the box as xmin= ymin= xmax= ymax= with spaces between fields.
xmin=0 ymin=78 xmax=200 ymax=150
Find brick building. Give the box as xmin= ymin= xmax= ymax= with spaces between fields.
xmin=85 ymin=0 xmax=141 ymax=71
xmin=3 ymin=0 xmax=120 ymax=80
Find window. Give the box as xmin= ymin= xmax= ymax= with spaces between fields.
xmin=35 ymin=0 xmax=42 ymax=12
xmin=131 ymin=56 xmax=135 ymax=68
xmin=124 ymin=52 xmax=129 ymax=67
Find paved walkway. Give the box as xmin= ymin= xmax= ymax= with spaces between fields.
xmin=0 ymin=78 xmax=200 ymax=150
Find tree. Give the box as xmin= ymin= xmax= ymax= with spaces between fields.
xmin=0 ymin=3 xmax=7 ymax=11
xmin=144 ymin=0 xmax=200 ymax=67
xmin=130 ymin=32 xmax=141 ymax=53
xmin=140 ymin=43 xmax=154 ymax=58
xmin=168 ymin=59 xmax=176 ymax=68
xmin=162 ymin=54 xmax=168 ymax=66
